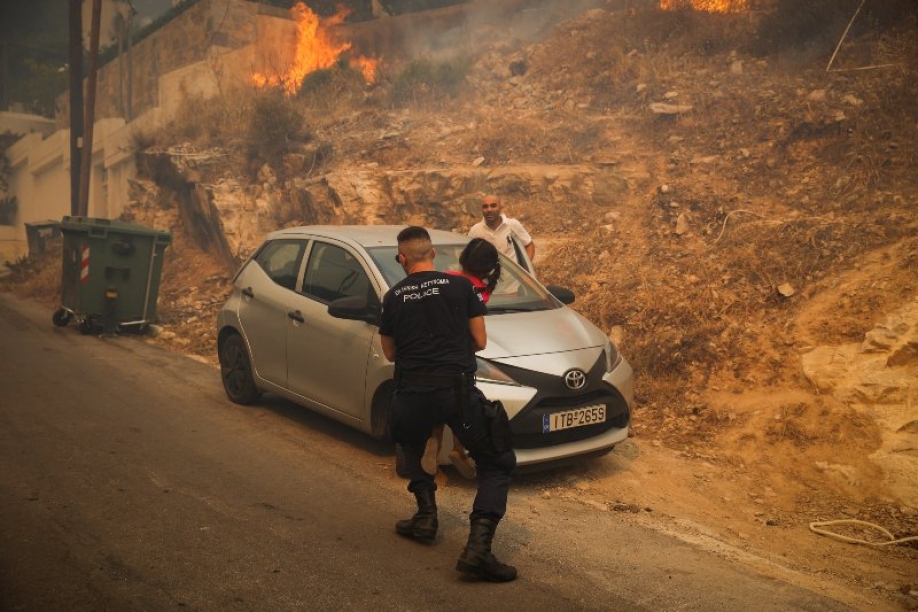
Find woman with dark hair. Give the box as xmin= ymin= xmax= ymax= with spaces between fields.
xmin=450 ymin=238 xmax=502 ymax=303
xmin=421 ymin=239 xmax=502 ymax=479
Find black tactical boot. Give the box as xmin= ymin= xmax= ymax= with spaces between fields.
xmin=456 ymin=518 xmax=517 ymax=582
xmin=395 ymin=489 xmax=438 ymax=541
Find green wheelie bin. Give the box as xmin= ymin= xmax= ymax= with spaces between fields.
xmin=54 ymin=216 xmax=172 ymax=334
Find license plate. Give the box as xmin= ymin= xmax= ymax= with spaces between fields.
xmin=543 ymin=405 xmax=606 ymax=433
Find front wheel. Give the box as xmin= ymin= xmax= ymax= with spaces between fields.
xmin=219 ymin=333 xmax=262 ymax=405
xmin=370 ymin=381 xmax=396 ymax=441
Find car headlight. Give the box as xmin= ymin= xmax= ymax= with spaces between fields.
xmin=476 ymin=357 xmax=518 ymax=385
xmin=605 ymin=340 xmax=623 ymax=372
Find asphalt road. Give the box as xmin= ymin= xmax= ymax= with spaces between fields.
xmin=0 ymin=292 xmax=854 ymax=611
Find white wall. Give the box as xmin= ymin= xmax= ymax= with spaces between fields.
xmin=0 ymin=111 xmax=55 ymax=138
xmin=2 ymin=131 xmax=69 ymax=263
xmin=0 ymin=114 xmax=147 ymax=260
xmin=0 ymin=112 xmax=56 ymax=263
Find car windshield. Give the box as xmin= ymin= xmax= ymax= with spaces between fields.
xmin=367 ymin=244 xmax=561 ymax=313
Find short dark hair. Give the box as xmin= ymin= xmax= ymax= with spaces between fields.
xmin=397 ymin=226 xmax=431 ymax=243
xmin=396 ymin=226 xmax=434 ymax=265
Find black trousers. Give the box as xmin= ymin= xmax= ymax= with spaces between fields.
xmin=392 ymin=385 xmax=516 ymax=522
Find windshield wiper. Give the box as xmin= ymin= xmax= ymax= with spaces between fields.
xmin=487 ymin=305 xmax=540 ymax=313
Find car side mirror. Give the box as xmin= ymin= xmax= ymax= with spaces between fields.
xmin=546 ymin=284 xmax=575 ymax=305
xmin=328 ymin=295 xmax=379 ymax=324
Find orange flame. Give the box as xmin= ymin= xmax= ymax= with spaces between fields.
xmin=252 ymin=2 xmax=379 ymax=95
xmin=659 ymin=0 xmax=749 ymax=12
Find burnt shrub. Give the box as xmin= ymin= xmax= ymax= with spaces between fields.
xmin=388 ymin=57 xmax=471 ymax=106
xmin=748 ymin=0 xmax=917 ymax=57
xmin=247 ymin=89 xmax=312 ymax=163
xmin=296 ymin=58 xmax=369 ymax=111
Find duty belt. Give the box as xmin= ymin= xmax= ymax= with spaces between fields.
xmin=395 ymin=371 xmax=474 ymax=389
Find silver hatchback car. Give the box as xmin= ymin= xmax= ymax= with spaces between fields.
xmin=217 ymin=226 xmax=633 ymax=469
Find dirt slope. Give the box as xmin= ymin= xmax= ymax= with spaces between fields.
xmin=3 ymin=2 xmax=917 ymax=609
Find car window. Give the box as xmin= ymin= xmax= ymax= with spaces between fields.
xmin=366 ymin=244 xmax=560 ymax=313
xmin=253 ymin=239 xmax=305 ymax=290
xmin=301 ymin=242 xmax=371 ymax=303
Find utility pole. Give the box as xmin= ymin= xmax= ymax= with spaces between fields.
xmin=69 ymin=0 xmax=83 ymax=216
xmin=78 ymin=0 xmax=102 ymax=218
xmin=126 ymin=5 xmax=134 ymax=122
xmin=116 ymin=2 xmax=136 ymax=122
xmin=0 ymin=42 xmax=8 ymax=111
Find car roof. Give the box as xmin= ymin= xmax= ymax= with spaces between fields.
xmin=266 ymin=225 xmax=469 ymax=248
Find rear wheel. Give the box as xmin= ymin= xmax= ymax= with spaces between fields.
xmin=220 ymin=333 xmax=261 ymax=405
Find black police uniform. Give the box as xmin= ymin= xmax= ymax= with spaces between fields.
xmin=380 ymin=269 xmax=516 ymax=522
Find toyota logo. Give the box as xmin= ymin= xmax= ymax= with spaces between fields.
xmin=563 ymin=369 xmax=587 ymax=390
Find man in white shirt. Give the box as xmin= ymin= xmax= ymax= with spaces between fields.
xmin=468 ymin=194 xmax=535 ymax=266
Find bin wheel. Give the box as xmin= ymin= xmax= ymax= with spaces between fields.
xmin=79 ymin=318 xmax=96 ymax=335
xmin=52 ymin=309 xmax=72 ymax=327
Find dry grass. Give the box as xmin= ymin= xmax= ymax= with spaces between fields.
xmin=0 ymin=248 xmax=61 ymax=309
xmin=765 ymin=402 xmax=817 ymax=445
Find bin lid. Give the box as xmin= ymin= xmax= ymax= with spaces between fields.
xmin=61 ymin=216 xmax=172 ymax=244
xmin=25 ymin=219 xmax=61 ymax=228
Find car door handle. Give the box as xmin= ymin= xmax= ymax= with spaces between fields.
xmin=242 ymin=287 xmax=254 ymax=298
xmin=288 ymin=310 xmax=305 ymax=323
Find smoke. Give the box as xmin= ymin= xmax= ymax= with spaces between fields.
xmin=362 ymin=0 xmax=612 ymax=66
